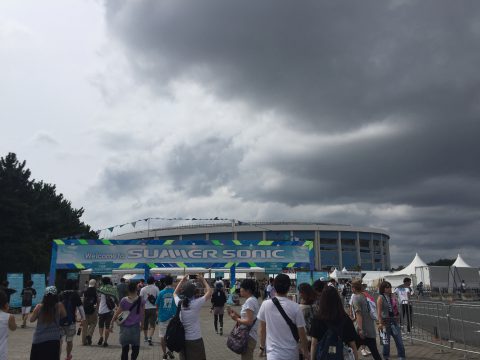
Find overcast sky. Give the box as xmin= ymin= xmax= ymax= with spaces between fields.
xmin=1 ymin=0 xmax=480 ymax=266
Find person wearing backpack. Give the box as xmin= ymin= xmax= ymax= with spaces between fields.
xmin=257 ymin=274 xmax=310 ymax=360
xmin=139 ymin=276 xmax=160 ymax=346
xmin=377 ymin=281 xmax=405 ymax=360
xmin=211 ymin=281 xmax=227 ymax=335
xmin=97 ymin=277 xmax=118 ymax=347
xmin=21 ymin=280 xmax=37 ymax=328
xmin=112 ymin=281 xmax=145 ymax=360
xmin=310 ymin=286 xmax=358 ymax=360
xmin=173 ymin=274 xmax=213 ymax=360
xmin=156 ymin=275 xmax=177 ymax=360
xmin=82 ymin=279 xmax=98 ymax=346
xmin=59 ymin=279 xmax=85 ymax=360
xmin=350 ymin=280 xmax=381 ymax=360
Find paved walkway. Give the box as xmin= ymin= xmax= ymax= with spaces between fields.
xmin=7 ymin=303 xmax=480 ymax=360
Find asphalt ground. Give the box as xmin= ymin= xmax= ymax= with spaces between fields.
xmin=6 ymin=300 xmax=480 ymax=360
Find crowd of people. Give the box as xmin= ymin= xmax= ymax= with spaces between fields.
xmin=0 ymin=274 xmax=414 ymax=360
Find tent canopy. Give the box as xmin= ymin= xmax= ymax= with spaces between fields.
xmin=390 ymin=253 xmax=427 ymax=276
xmin=452 ymin=254 xmax=472 ymax=268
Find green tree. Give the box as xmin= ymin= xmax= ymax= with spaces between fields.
xmin=427 ymin=258 xmax=455 ymax=266
xmin=0 ymin=153 xmax=97 ymax=277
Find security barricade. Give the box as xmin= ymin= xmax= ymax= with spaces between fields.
xmin=406 ymin=300 xmax=480 ymax=357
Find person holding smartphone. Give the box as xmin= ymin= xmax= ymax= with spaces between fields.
xmin=173 ymin=274 xmax=213 ymax=360
xmin=228 ymin=279 xmax=259 ymax=360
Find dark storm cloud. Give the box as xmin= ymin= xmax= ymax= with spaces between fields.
xmin=166 ymin=136 xmax=243 ymax=196
xmin=102 ymin=0 xmax=480 ymax=264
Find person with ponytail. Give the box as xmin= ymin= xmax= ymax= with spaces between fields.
xmin=173 ymin=274 xmax=213 ymax=360
xmin=211 ymin=280 xmax=227 ymax=335
xmin=112 ymin=281 xmax=145 ymax=360
xmin=30 ymin=286 xmax=67 ymax=360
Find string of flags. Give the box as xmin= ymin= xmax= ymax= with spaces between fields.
xmin=95 ymin=216 xmax=232 ymax=235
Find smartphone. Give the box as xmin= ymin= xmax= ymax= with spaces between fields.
xmin=189 ymin=274 xmax=198 ymax=280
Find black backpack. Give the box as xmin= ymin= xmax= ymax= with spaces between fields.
xmin=106 ymin=295 xmax=116 ymax=311
xmin=165 ymin=300 xmax=185 ymax=352
xmin=315 ymin=321 xmax=344 ymax=360
xmin=83 ymin=291 xmax=97 ymax=315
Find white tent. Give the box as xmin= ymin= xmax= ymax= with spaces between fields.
xmin=385 ymin=253 xmax=427 ymax=287
xmin=362 ymin=271 xmax=391 ymax=288
xmin=391 ymin=253 xmax=427 ymax=276
xmin=452 ymin=254 xmax=472 ymax=268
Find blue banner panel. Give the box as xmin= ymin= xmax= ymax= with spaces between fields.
xmin=313 ymin=272 xmax=329 ymax=281
xmin=7 ymin=273 xmax=23 ymax=308
xmin=31 ymin=274 xmax=45 ymax=306
xmin=296 ymin=272 xmax=313 ymax=285
xmin=56 ymin=245 xmax=310 ymax=264
xmin=91 ymin=261 xmax=114 ymax=275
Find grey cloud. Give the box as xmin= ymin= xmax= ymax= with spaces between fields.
xmin=101 ymin=0 xmax=480 ymax=264
xmin=31 ymin=131 xmax=59 ymax=146
xmin=166 ymin=136 xmax=243 ymax=196
xmin=105 ymin=1 xmax=480 ymax=129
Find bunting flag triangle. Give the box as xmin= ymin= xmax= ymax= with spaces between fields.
xmin=108 ymin=227 xmax=114 ymax=232
xmin=131 ymin=221 xmax=136 ymax=228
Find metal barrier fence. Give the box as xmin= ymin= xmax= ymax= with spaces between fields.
xmin=405 ymin=300 xmax=480 ymax=357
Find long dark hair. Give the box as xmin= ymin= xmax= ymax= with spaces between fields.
xmin=41 ymin=293 xmax=59 ymax=323
xmin=315 ymin=286 xmax=346 ymax=324
xmin=298 ymin=283 xmax=316 ymax=305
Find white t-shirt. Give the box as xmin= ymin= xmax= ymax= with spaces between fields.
xmin=140 ymin=284 xmax=160 ymax=310
xmin=98 ymin=294 xmax=111 ymax=315
xmin=0 ymin=310 xmax=10 ymax=360
xmin=240 ymin=296 xmax=259 ymax=341
xmin=394 ymin=286 xmax=412 ymax=304
xmin=174 ymin=295 xmax=207 ymax=341
xmin=257 ymin=296 xmax=306 ymax=360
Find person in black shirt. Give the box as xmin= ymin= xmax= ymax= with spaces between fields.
xmin=211 ymin=281 xmax=227 ymax=335
xmin=21 ymin=280 xmax=37 ymax=328
xmin=59 ymin=279 xmax=85 ymax=360
xmin=310 ymin=286 xmax=359 ymax=360
xmin=82 ymin=279 xmax=98 ymax=346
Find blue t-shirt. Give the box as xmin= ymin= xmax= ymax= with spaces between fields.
xmin=156 ymin=287 xmax=176 ymax=322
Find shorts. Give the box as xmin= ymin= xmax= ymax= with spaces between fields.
xmin=213 ymin=306 xmax=224 ymax=316
xmin=22 ymin=306 xmax=32 ymax=315
xmin=30 ymin=340 xmax=60 ymax=360
xmin=143 ymin=308 xmax=157 ymax=330
xmin=98 ymin=311 xmax=113 ymax=329
xmin=120 ymin=324 xmax=141 ymax=347
xmin=157 ymin=319 xmax=172 ymax=337
xmin=61 ymin=324 xmax=76 ymax=342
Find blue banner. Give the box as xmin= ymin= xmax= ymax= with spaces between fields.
xmin=313 ymin=271 xmax=329 ymax=281
xmin=31 ymin=274 xmax=45 ymax=306
xmin=296 ymin=272 xmax=313 ymax=285
xmin=91 ymin=261 xmax=114 ymax=275
xmin=56 ymin=245 xmax=310 ymax=264
xmin=7 ymin=273 xmax=23 ymax=308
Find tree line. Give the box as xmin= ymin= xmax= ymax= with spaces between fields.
xmin=0 ymin=153 xmax=97 ymax=278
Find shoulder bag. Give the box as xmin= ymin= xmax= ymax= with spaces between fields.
xmin=227 ymin=318 xmax=257 ymax=354
xmin=116 ymin=296 xmax=141 ymax=325
xmin=272 ymin=297 xmax=299 ymax=342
